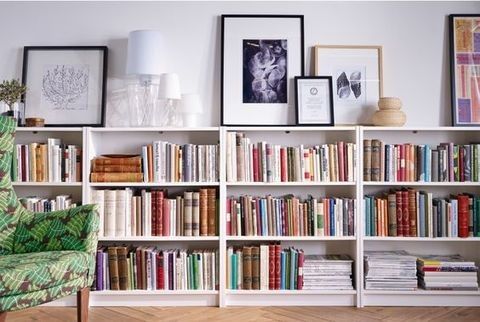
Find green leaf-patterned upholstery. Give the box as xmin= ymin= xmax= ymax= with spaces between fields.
xmin=0 ymin=116 xmax=99 ymax=312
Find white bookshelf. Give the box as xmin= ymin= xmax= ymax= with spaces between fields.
xmin=14 ymin=126 xmax=479 ymax=308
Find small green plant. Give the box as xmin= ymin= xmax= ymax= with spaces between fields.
xmin=0 ymin=79 xmax=27 ymax=110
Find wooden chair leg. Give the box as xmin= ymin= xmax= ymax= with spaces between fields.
xmin=77 ymin=287 xmax=90 ymax=322
xmin=0 ymin=312 xmax=6 ymax=322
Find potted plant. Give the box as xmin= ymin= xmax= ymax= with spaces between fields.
xmin=0 ymin=79 xmax=27 ymax=123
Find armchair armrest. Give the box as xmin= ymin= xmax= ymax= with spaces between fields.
xmin=13 ymin=204 xmax=99 ymax=255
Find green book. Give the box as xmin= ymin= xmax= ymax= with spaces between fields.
xmin=231 ymin=254 xmax=237 ymax=290
xmin=285 ymin=250 xmax=290 ymax=290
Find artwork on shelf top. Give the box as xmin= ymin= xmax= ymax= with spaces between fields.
xmin=22 ymin=46 xmax=108 ymax=127
xmin=221 ymin=14 xmax=305 ymax=126
xmin=314 ymin=45 xmax=383 ymax=125
xmin=449 ymin=14 xmax=480 ymax=126
xmin=294 ymin=76 xmax=334 ymax=126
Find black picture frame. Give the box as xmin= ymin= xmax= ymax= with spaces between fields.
xmin=22 ymin=46 xmax=108 ymax=127
xmin=294 ymin=76 xmax=334 ymax=126
xmin=449 ymin=14 xmax=480 ymax=126
xmin=221 ymin=14 xmax=305 ymax=126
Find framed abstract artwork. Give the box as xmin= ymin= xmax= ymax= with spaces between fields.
xmin=449 ymin=14 xmax=480 ymax=126
xmin=221 ymin=15 xmax=305 ymax=126
xmin=294 ymin=76 xmax=334 ymax=126
xmin=314 ymin=45 xmax=383 ymax=125
xmin=22 ymin=46 xmax=108 ymax=127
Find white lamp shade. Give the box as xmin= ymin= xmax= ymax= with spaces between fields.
xmin=126 ymin=30 xmax=162 ymax=75
xmin=158 ymin=73 xmax=181 ymax=100
xmin=179 ymin=93 xmax=203 ymax=114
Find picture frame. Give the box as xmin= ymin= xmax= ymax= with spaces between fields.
xmin=294 ymin=76 xmax=334 ymax=126
xmin=22 ymin=46 xmax=108 ymax=127
xmin=221 ymin=14 xmax=305 ymax=126
xmin=314 ymin=45 xmax=383 ymax=125
xmin=449 ymin=14 xmax=480 ymax=126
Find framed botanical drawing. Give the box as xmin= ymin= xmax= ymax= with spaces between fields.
xmin=314 ymin=45 xmax=383 ymax=125
xmin=294 ymin=76 xmax=334 ymax=126
xmin=449 ymin=14 xmax=480 ymax=126
xmin=22 ymin=46 xmax=108 ymax=127
xmin=221 ymin=15 xmax=305 ymax=126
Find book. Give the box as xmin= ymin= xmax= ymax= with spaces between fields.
xmin=108 ymin=247 xmax=120 ymax=290
xmin=91 ymin=172 xmax=143 ymax=182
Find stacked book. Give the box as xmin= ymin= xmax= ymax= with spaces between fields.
xmin=363 ymin=139 xmax=480 ymax=182
xmin=141 ymin=141 xmax=219 ymax=183
xmin=364 ymin=189 xmax=480 ymax=237
xmin=226 ymin=131 xmax=356 ymax=183
xmin=364 ymin=251 xmax=418 ymax=290
xmin=226 ymin=195 xmax=355 ymax=237
xmin=93 ymin=246 xmax=218 ymax=291
xmin=19 ymin=195 xmax=77 ymax=212
xmin=91 ymin=188 xmax=217 ymax=237
xmin=91 ymin=155 xmax=143 ymax=182
xmin=227 ymin=244 xmax=304 ymax=290
xmin=12 ymin=139 xmax=81 ymax=182
xmin=303 ymin=255 xmax=354 ymax=290
xmin=417 ymin=255 xmax=479 ymax=291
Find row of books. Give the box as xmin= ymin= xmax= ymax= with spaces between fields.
xmin=91 ymin=188 xmax=218 ymax=237
xmin=363 ymin=140 xmax=480 ymax=182
xmin=226 ymin=195 xmax=356 ymax=237
xmin=11 ymin=139 xmax=81 ymax=182
xmin=141 ymin=141 xmax=219 ymax=183
xmin=226 ymin=132 xmax=356 ymax=183
xmin=364 ymin=189 xmax=480 ymax=238
xmin=19 ymin=195 xmax=77 ymax=212
xmin=227 ymin=245 xmax=304 ymax=290
xmin=93 ymin=247 xmax=218 ymax=291
xmin=90 ymin=155 xmax=143 ymax=183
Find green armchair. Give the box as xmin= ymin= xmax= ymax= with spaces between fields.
xmin=0 ymin=116 xmax=99 ymax=322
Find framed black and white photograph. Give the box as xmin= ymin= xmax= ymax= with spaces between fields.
xmin=314 ymin=45 xmax=382 ymax=125
xmin=295 ymin=76 xmax=334 ymax=126
xmin=22 ymin=46 xmax=108 ymax=127
xmin=221 ymin=15 xmax=304 ymax=126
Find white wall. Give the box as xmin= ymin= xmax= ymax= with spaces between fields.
xmin=0 ymin=1 xmax=478 ymax=126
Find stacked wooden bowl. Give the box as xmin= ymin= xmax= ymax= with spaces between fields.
xmin=372 ymin=97 xmax=406 ymax=126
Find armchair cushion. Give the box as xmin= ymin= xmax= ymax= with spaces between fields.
xmin=0 ymin=250 xmax=90 ymax=297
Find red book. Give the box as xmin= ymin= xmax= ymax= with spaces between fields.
xmin=400 ymin=144 xmax=406 ymax=181
xmin=158 ymin=190 xmax=164 ymax=236
xmin=337 ymin=141 xmax=345 ymax=182
xmin=401 ymin=190 xmax=409 ymax=236
xmin=256 ymin=199 xmax=262 ymax=236
xmin=156 ymin=252 xmax=164 ymax=290
xmin=21 ymin=145 xmax=27 ymax=181
xmin=268 ymin=244 xmax=275 ymax=290
xmin=303 ymin=149 xmax=310 ymax=181
xmin=459 ymin=147 xmax=465 ymax=182
xmin=458 ymin=194 xmax=469 ymax=237
xmin=152 ymin=191 xmax=157 ymax=236
xmin=136 ymin=248 xmax=143 ymax=289
xmin=395 ymin=191 xmax=403 ymax=236
xmin=297 ymin=250 xmax=304 ymax=290
xmin=274 ymin=244 xmax=281 ymax=290
xmin=280 ymin=147 xmax=287 ymax=182
xmin=163 ymin=197 xmax=170 ymax=237
xmin=252 ymin=146 xmax=259 ymax=182
xmin=226 ymin=198 xmax=231 ymax=236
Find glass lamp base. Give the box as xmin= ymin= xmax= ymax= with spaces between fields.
xmin=127 ymin=80 xmax=159 ymax=127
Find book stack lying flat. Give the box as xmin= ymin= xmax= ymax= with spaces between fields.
xmin=93 ymin=246 xmax=218 ymax=291
xmin=227 ymin=195 xmax=355 ymax=237
xmin=141 ymin=141 xmax=219 ymax=183
xmin=363 ymin=139 xmax=480 ymax=182
xmin=12 ymin=139 xmax=81 ymax=182
xmin=364 ymin=251 xmax=418 ymax=290
xmin=19 ymin=195 xmax=77 ymax=212
xmin=417 ymin=255 xmax=479 ymax=291
xmin=91 ymin=188 xmax=217 ymax=237
xmin=364 ymin=190 xmax=480 ymax=238
xmin=303 ymin=255 xmax=354 ymax=290
xmin=226 ymin=131 xmax=356 ymax=183
xmin=91 ymin=155 xmax=143 ymax=182
xmin=227 ymin=244 xmax=304 ymax=290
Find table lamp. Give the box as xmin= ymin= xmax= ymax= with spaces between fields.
xmin=179 ymin=93 xmax=203 ymax=127
xmin=126 ymin=30 xmax=162 ymax=126
xmin=158 ymin=73 xmax=181 ymax=126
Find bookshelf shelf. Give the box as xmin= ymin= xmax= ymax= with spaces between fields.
xmin=92 ymin=290 xmax=219 ymax=295
xmin=363 ymin=181 xmax=480 ymax=186
xmin=226 ymin=181 xmax=355 ymax=186
xmin=89 ymin=127 xmax=220 ymax=132
xmin=226 ymin=236 xmax=356 ymax=241
xmin=225 ymin=289 xmax=356 ymax=295
xmin=98 ymin=236 xmax=219 ymax=242
xmin=16 ymin=127 xmax=83 ymax=132
xmin=12 ymin=182 xmax=82 ymax=186
xmin=89 ymin=182 xmax=220 ymax=187
xmin=363 ymin=237 xmax=480 ymax=242
xmin=363 ymin=290 xmax=480 ymax=295
xmin=225 ymin=126 xmax=356 ymax=132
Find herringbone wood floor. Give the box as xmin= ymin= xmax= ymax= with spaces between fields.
xmin=5 ymin=307 xmax=480 ymax=322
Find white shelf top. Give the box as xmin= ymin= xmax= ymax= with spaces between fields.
xmin=362 ymin=126 xmax=480 ymax=131
xmin=99 ymin=236 xmax=219 ymax=242
xmin=92 ymin=290 xmax=218 ymax=295
xmin=363 ymin=181 xmax=480 ymax=187
xmin=227 ymin=181 xmax=355 ymax=186
xmin=225 ymin=289 xmax=356 ymax=295
xmin=16 ymin=127 xmax=83 ymax=132
xmin=90 ymin=127 xmax=220 ymax=132
xmin=12 ymin=181 xmax=82 ymax=187
xmin=363 ymin=290 xmax=480 ymax=296
xmin=363 ymin=237 xmax=480 ymax=242
xmin=226 ymin=236 xmax=356 ymax=241
xmin=225 ymin=126 xmax=356 ymax=132
xmin=89 ymin=182 xmax=220 ymax=187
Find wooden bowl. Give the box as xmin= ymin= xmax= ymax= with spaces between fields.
xmin=378 ymin=97 xmax=402 ymax=110
xmin=372 ymin=110 xmax=406 ymax=126
xmin=25 ymin=117 xmax=45 ymax=127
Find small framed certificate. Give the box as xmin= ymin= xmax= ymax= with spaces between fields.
xmin=294 ymin=76 xmax=334 ymax=126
